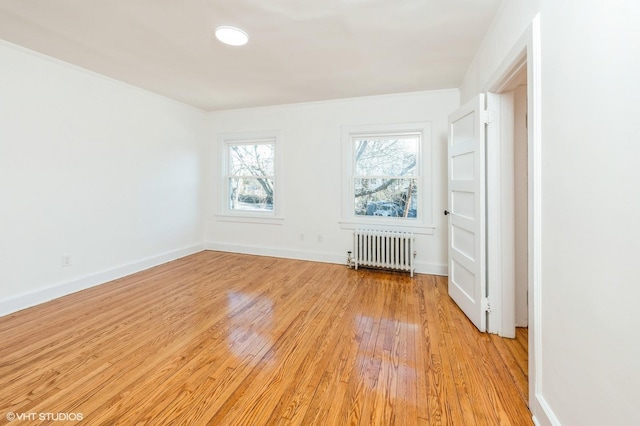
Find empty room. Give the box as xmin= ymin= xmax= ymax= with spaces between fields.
xmin=1 ymin=1 xmax=638 ymax=425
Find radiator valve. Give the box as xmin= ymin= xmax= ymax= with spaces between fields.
xmin=347 ymin=251 xmax=354 ymax=268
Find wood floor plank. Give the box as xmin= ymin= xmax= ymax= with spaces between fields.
xmin=420 ymin=274 xmax=466 ymax=425
xmin=270 ymin=268 xmax=359 ymax=424
xmin=0 ymin=251 xmax=532 ymax=425
xmin=490 ymin=329 xmax=529 ymax=405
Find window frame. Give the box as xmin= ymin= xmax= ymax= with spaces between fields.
xmin=340 ymin=122 xmax=434 ymax=234
xmin=217 ymin=130 xmax=283 ymax=225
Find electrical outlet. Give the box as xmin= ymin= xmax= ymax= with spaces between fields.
xmin=61 ymin=254 xmax=72 ymax=267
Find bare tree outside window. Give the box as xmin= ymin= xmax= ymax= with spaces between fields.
xmin=353 ymin=134 xmax=419 ymax=218
xmin=228 ymin=142 xmax=274 ymax=212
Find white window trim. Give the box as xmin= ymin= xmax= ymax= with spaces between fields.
xmin=339 ymin=122 xmax=434 ymax=235
xmin=216 ymin=130 xmax=284 ymax=224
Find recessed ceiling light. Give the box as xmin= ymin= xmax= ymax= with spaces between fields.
xmin=215 ymin=26 xmax=249 ymax=46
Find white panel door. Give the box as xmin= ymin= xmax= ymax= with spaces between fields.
xmin=447 ymin=94 xmax=486 ymax=332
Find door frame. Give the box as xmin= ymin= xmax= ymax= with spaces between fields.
xmin=485 ymin=89 xmax=516 ymax=338
xmin=482 ymin=15 xmax=543 ymax=421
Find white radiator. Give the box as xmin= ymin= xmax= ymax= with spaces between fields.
xmin=353 ymin=229 xmax=415 ymax=277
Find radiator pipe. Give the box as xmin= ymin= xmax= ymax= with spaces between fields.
xmin=347 ymin=251 xmax=353 ymax=268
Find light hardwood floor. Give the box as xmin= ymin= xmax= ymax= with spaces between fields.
xmin=0 ymin=251 xmax=530 ymax=425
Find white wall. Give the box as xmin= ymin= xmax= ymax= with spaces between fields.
xmin=206 ymin=90 xmax=459 ymax=275
xmin=461 ymin=1 xmax=640 ymax=424
xmin=0 ymin=41 xmax=207 ymax=315
xmin=459 ymin=0 xmax=541 ymax=103
xmin=538 ymin=1 xmax=640 ymax=424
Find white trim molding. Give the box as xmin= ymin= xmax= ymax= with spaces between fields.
xmin=217 ymin=129 xmax=283 ymax=223
xmin=482 ymin=13 xmax=545 ymax=425
xmin=340 ymin=121 xmax=434 ymax=230
xmin=532 ymin=394 xmax=562 ymax=426
xmin=205 ymin=242 xmax=345 ymax=265
xmin=215 ymin=214 xmax=284 ymax=225
xmin=338 ymin=220 xmax=434 ymax=235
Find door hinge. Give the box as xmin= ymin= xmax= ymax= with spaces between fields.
xmin=483 ymin=109 xmax=496 ymax=124
xmin=482 ymin=297 xmax=492 ymax=313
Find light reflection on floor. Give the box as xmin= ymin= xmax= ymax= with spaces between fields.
xmin=353 ymin=314 xmax=418 ymax=399
xmin=226 ymin=291 xmax=275 ymax=366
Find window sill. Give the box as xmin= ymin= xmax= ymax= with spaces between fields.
xmin=216 ymin=214 xmax=284 ymax=225
xmin=339 ymin=219 xmax=435 ymax=235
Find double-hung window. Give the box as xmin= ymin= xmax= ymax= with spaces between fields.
xmin=219 ymin=131 xmax=281 ymax=223
xmin=341 ymin=122 xmax=433 ymax=233
xmin=353 ymin=133 xmax=419 ymax=218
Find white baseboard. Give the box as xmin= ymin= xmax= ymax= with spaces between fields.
xmin=532 ymin=393 xmax=561 ymax=426
xmin=205 ymin=242 xmax=448 ymax=276
xmin=416 ymin=261 xmax=448 ymax=276
xmin=0 ymin=244 xmax=206 ymax=318
xmin=205 ymin=242 xmax=346 ymax=265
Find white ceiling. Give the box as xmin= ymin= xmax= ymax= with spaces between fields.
xmin=0 ymin=0 xmax=502 ymax=111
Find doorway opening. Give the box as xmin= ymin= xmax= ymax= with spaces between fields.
xmin=448 ymin=16 xmax=541 ymax=418
xmin=485 ymin=62 xmax=530 ymax=404
xmin=486 ymin=61 xmax=528 ymax=338
xmin=485 ymin=27 xmax=542 ymax=413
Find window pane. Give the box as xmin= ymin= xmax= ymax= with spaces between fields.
xmin=354 ymin=136 xmax=418 ymax=177
xmin=229 ymin=143 xmax=274 ymax=176
xmin=354 ymin=178 xmax=417 ymax=218
xmin=229 ymin=177 xmax=274 ymax=211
